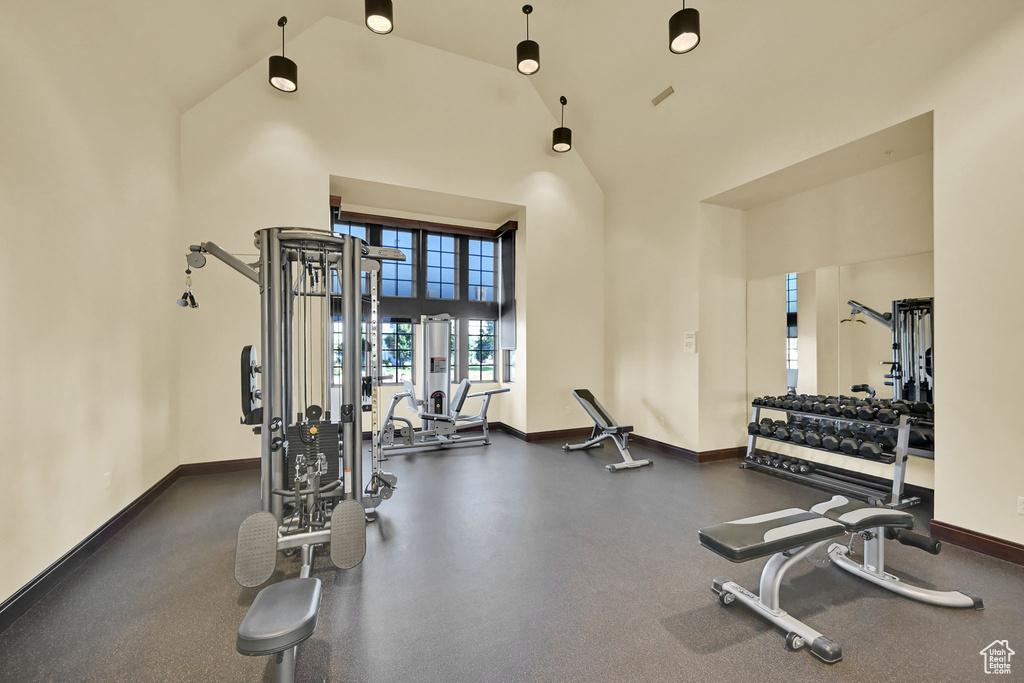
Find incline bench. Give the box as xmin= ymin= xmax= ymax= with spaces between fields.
xmin=563 ymin=389 xmax=653 ymax=472
xmin=699 ymin=495 xmax=982 ymax=663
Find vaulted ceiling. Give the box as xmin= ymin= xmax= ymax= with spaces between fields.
xmin=105 ymin=0 xmax=1023 ymax=190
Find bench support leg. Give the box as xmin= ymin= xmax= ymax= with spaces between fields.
xmin=564 ymin=432 xmax=652 ymax=472
xmin=827 ymin=539 xmax=982 ymax=609
xmin=273 ymin=648 xmax=295 ymax=683
xmin=712 ymin=541 xmax=843 ymax=664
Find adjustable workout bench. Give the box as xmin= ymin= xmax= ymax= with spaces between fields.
xmin=699 ymin=495 xmax=982 ymax=663
xmin=563 ymin=389 xmax=652 ymax=472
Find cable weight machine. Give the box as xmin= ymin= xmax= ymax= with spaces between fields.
xmin=184 ymin=228 xmax=404 ymax=586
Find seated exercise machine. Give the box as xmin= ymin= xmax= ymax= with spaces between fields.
xmin=379 ymin=314 xmax=509 ymax=455
xmin=184 ymin=228 xmax=404 ymax=682
xmin=562 ymin=389 xmax=652 ymax=472
xmin=699 ymin=495 xmax=982 ymax=663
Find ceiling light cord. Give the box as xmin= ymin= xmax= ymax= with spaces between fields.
xmin=279 ymin=16 xmax=287 ymax=56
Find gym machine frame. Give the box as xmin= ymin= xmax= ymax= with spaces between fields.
xmin=742 ymin=403 xmax=932 ymax=509
xmin=848 ymin=297 xmax=934 ymax=403
xmin=378 ymin=314 xmax=509 ymax=455
xmin=190 ymin=229 xmax=403 ymax=524
xmin=186 ymin=229 xmax=404 ymax=681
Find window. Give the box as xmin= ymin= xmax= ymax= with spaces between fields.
xmin=332 ymin=319 xmax=368 ymax=382
xmin=330 ymin=205 xmax=516 ymax=383
xmin=381 ymin=322 xmax=414 ymax=383
xmin=504 ymin=349 xmax=516 ymax=383
xmin=333 ymin=222 xmax=367 ymax=240
xmin=331 ymin=222 xmax=369 ymax=294
xmin=467 ymin=320 xmax=495 ymax=381
xmin=467 ymin=238 xmax=495 ymax=301
xmin=426 ymin=234 xmax=457 ymax=299
xmin=786 ymin=273 xmax=798 ymax=370
xmin=380 ymin=229 xmax=414 ymax=297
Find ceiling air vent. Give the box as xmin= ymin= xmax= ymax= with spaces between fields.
xmin=652 ymin=86 xmax=675 ymax=107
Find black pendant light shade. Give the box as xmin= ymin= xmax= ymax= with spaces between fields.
xmin=366 ymin=0 xmax=394 ymax=34
xmin=517 ymin=5 xmax=539 ymax=75
xmin=669 ymin=5 xmax=700 ymax=54
xmin=553 ymin=96 xmax=571 ymax=153
xmin=269 ymin=17 xmax=297 ymax=92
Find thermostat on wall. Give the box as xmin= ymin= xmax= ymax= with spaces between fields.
xmin=683 ymin=331 xmax=698 ymax=354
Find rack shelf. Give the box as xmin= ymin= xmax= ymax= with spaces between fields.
xmin=745 ymin=402 xmax=930 ymax=507
xmin=749 ymin=432 xmax=897 ymax=464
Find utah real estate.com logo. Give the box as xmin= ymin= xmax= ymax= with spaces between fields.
xmin=980 ymin=640 xmax=1014 ymax=675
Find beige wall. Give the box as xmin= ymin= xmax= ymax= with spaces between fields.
xmin=0 ymin=5 xmax=182 ymax=600
xmin=745 ymin=152 xmax=934 ymax=280
xmin=607 ymin=6 xmax=1024 ymax=542
xmin=745 ymin=275 xmax=788 ymax=405
xmin=178 ymin=17 xmax=604 ymax=466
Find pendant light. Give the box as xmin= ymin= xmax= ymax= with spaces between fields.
xmin=517 ymin=5 xmax=540 ymax=75
xmin=268 ymin=17 xmax=298 ymax=92
xmin=669 ymin=2 xmax=701 ymax=54
xmin=552 ymin=96 xmax=571 ymax=153
xmin=365 ymin=0 xmax=394 ymax=35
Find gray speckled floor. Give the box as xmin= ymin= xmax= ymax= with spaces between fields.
xmin=1 ymin=433 xmax=1022 ymax=682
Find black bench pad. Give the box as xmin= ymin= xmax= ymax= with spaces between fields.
xmin=699 ymin=508 xmax=846 ymax=563
xmin=810 ymin=495 xmax=915 ymax=532
xmin=604 ymin=425 xmax=633 ymax=434
xmin=237 ymin=578 xmax=322 ymax=656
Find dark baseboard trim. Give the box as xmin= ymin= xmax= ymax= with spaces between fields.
xmin=496 ymin=422 xmax=593 ymax=443
xmin=179 ymin=457 xmax=260 ymax=477
xmin=931 ymin=520 xmax=1024 ymax=567
xmin=631 ymin=434 xmax=700 ymax=463
xmin=496 ymin=423 xmax=743 ymax=463
xmin=495 ymin=422 xmax=527 ymax=441
xmin=0 ymin=456 xmax=262 ymax=635
xmin=0 ymin=464 xmax=183 ymax=634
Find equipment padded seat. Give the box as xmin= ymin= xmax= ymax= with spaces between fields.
xmin=699 ymin=508 xmax=846 ymax=563
xmin=810 ymin=495 xmax=915 ymax=532
xmin=237 ymin=578 xmax=322 ymax=657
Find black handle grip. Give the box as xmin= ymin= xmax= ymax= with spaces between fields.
xmin=887 ymin=528 xmax=941 ymax=555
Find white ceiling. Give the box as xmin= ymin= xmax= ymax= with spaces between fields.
xmin=107 ymin=0 xmax=1023 ymax=191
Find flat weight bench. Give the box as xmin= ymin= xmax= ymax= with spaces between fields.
xmin=699 ymin=495 xmax=982 ymax=663
xmin=562 ymin=389 xmax=652 ymax=472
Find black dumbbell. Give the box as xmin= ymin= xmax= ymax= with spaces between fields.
xmin=805 ymin=430 xmax=823 ymax=448
xmin=747 ymin=421 xmax=760 ymax=435
xmin=909 ymin=430 xmax=934 ymax=450
xmin=821 ymin=433 xmax=841 ymax=451
xmin=857 ymin=404 xmax=880 ymax=421
xmin=910 ymin=401 xmax=933 ymax=416
xmin=839 ymin=436 xmax=861 ymax=455
xmin=859 ymin=432 xmax=898 ymax=458
xmin=774 ymin=424 xmax=791 ymax=440
xmin=758 ymin=418 xmax=776 ymax=436
xmin=789 ymin=428 xmax=806 ymax=444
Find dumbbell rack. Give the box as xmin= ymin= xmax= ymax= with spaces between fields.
xmin=742 ymin=404 xmax=933 ymax=509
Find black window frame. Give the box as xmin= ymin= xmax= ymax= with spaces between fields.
xmin=332 ymin=209 xmax=514 ymax=384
